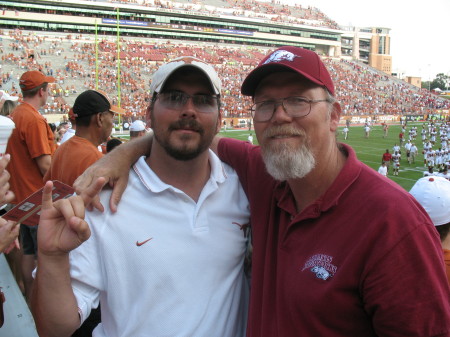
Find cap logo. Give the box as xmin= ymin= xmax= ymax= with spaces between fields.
xmin=263 ymin=50 xmax=299 ymax=65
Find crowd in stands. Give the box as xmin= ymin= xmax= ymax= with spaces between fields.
xmin=1 ymin=28 xmax=449 ymax=122
xmin=106 ymin=0 xmax=340 ymax=30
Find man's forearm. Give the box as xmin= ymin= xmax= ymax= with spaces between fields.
xmin=32 ymin=254 xmax=81 ymax=337
xmin=120 ymin=132 xmax=153 ymax=161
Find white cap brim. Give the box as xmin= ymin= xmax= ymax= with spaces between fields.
xmin=0 ymin=90 xmax=19 ymax=102
xmin=150 ymin=56 xmax=221 ymax=96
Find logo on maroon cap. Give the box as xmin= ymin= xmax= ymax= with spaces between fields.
xmin=263 ymin=50 xmax=300 ymax=65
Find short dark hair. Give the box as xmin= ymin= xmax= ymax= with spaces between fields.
xmin=106 ymin=138 xmax=122 ymax=153
xmin=436 ymin=223 xmax=450 ymax=242
xmin=75 ymin=113 xmax=96 ymax=127
xmin=22 ymin=83 xmax=48 ymax=98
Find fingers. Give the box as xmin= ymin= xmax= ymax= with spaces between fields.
xmin=0 ymin=155 xmax=13 ymax=206
xmin=0 ymin=154 xmax=10 ymax=171
xmin=109 ymin=177 xmax=128 ymax=213
xmin=79 ymin=177 xmax=106 ymax=207
xmin=90 ymin=195 xmax=104 ymax=213
xmin=2 ymin=190 xmax=14 ymax=204
xmin=41 ymin=181 xmax=55 ymax=210
xmin=69 ymin=216 xmax=91 ymax=242
xmin=73 ymin=170 xmax=93 ymax=196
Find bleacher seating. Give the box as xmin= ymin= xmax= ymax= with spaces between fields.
xmin=1 ymin=29 xmax=448 ymax=122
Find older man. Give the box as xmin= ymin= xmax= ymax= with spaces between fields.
xmin=44 ymin=90 xmax=124 ymax=186
xmin=74 ymin=47 xmax=450 ymax=336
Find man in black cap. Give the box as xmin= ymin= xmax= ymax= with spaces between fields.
xmin=42 ymin=89 xmax=124 ymax=335
xmin=44 ymin=89 xmax=124 ymax=186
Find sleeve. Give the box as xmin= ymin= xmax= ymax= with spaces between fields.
xmin=68 ymin=210 xmax=105 ymax=324
xmin=363 ymin=223 xmax=450 ymax=337
xmin=218 ymin=138 xmax=271 ymax=195
xmin=26 ymin=118 xmax=54 ymax=159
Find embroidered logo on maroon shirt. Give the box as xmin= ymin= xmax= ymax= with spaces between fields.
xmin=301 ymin=254 xmax=337 ymax=280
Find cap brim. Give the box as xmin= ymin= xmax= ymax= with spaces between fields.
xmin=0 ymin=91 xmax=19 ymax=101
xmin=110 ymin=105 xmax=125 ymax=114
xmin=154 ymin=64 xmax=220 ymax=95
xmin=45 ymin=76 xmax=56 ymax=83
xmin=241 ymin=63 xmax=325 ymax=97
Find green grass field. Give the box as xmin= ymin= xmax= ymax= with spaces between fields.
xmin=219 ymin=123 xmax=431 ymax=191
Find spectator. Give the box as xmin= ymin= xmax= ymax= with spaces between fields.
xmin=5 ymin=70 xmax=56 ymax=304
xmin=129 ymin=120 xmax=146 ymax=140
xmin=106 ymin=138 xmax=122 ymax=153
xmin=32 ymin=57 xmax=250 ymax=337
xmin=0 ymin=90 xmax=19 ymax=117
xmin=410 ymin=176 xmax=450 ymax=284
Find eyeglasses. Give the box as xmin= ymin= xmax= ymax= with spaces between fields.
xmin=250 ymin=96 xmax=330 ymax=122
xmin=156 ymin=91 xmax=219 ymax=113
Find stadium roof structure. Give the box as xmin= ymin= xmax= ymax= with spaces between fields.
xmin=0 ymin=0 xmax=392 ymax=72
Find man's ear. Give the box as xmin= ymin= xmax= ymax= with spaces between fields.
xmin=215 ymin=112 xmax=222 ymax=134
xmin=146 ymin=105 xmax=152 ymax=128
xmin=330 ymin=102 xmax=341 ymax=132
xmin=95 ymin=112 xmax=104 ymax=127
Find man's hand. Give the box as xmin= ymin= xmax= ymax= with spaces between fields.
xmin=38 ymin=178 xmax=105 ymax=256
xmin=0 ymin=218 xmax=19 ymax=253
xmin=73 ymin=135 xmax=152 ymax=213
xmin=0 ymin=154 xmax=15 ymax=205
xmin=73 ymin=156 xmax=128 ymax=213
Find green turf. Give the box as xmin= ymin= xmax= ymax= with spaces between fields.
xmin=219 ymin=123 xmax=432 ymax=191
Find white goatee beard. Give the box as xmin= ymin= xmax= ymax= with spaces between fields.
xmin=261 ymin=125 xmax=316 ymax=181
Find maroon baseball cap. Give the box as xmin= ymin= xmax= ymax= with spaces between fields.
xmin=241 ymin=46 xmax=334 ymax=97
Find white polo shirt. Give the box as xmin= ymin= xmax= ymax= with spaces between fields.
xmin=69 ymin=151 xmax=250 ymax=337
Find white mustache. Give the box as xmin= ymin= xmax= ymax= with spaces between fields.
xmin=262 ymin=125 xmax=305 ymax=138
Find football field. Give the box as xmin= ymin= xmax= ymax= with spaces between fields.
xmin=219 ymin=122 xmax=429 ymax=191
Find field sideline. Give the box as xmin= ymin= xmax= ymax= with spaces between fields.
xmin=219 ymin=122 xmax=433 ymax=191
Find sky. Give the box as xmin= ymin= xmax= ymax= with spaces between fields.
xmin=280 ymin=0 xmax=450 ymax=80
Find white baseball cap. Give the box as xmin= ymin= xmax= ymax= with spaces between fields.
xmin=0 ymin=90 xmax=19 ymax=102
xmin=410 ymin=176 xmax=450 ymax=226
xmin=129 ymin=120 xmax=146 ymax=132
xmin=150 ymin=56 xmax=221 ymax=96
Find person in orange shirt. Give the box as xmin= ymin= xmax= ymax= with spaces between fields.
xmin=44 ymin=90 xmax=124 ymax=186
xmin=43 ymin=89 xmax=124 ymax=336
xmin=410 ymin=176 xmax=450 ymax=285
xmin=5 ymin=70 xmax=55 ymax=304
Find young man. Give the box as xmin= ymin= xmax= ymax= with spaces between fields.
xmin=75 ymin=47 xmax=450 ymax=336
xmin=5 ymin=70 xmax=56 ymax=303
xmin=32 ymin=57 xmax=250 ymax=337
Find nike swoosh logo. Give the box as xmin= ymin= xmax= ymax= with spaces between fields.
xmin=136 ymin=238 xmax=153 ymax=246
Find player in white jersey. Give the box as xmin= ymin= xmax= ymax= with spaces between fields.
xmin=393 ymin=143 xmax=401 ymax=154
xmin=426 ymin=149 xmax=436 ymax=169
xmin=392 ymin=151 xmax=401 ymax=176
